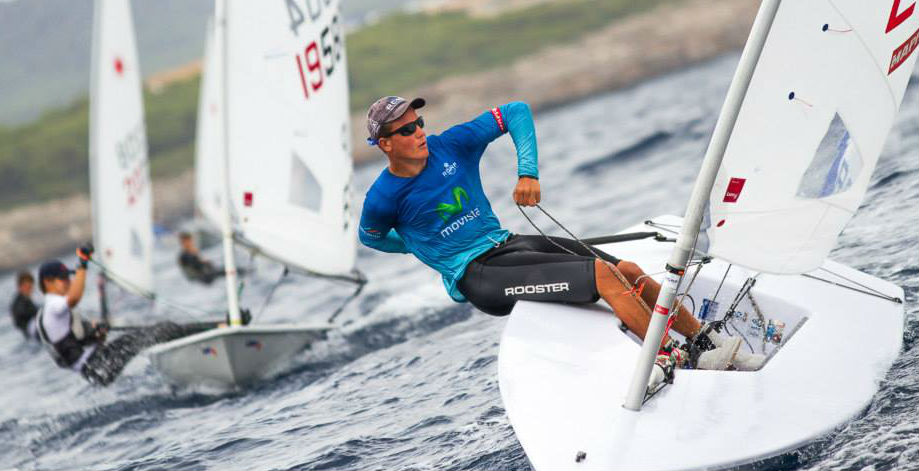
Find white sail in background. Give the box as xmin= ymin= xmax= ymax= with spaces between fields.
xmin=699 ymin=0 xmax=919 ymax=274
xmin=89 ymin=0 xmax=154 ymax=294
xmin=194 ymin=18 xmax=226 ymax=229
xmin=224 ymin=0 xmax=356 ymax=276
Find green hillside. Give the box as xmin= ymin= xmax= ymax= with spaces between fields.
xmin=0 ymin=80 xmax=200 ymax=209
xmin=0 ymin=0 xmax=668 ymax=210
xmin=347 ymin=0 xmax=666 ymax=110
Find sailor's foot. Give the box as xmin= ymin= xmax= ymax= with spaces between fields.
xmin=700 ymin=326 xmax=766 ymax=371
xmin=731 ymin=350 xmax=766 ymax=371
xmin=695 ymin=336 xmax=741 ymax=370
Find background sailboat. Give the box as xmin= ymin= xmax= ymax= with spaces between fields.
xmin=89 ymin=0 xmax=154 ymax=302
xmin=498 ymin=0 xmax=916 ymax=469
xmin=225 ymin=0 xmax=356 ymax=279
xmin=147 ymin=0 xmax=362 ymax=388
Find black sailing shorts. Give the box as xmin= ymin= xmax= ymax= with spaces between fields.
xmin=458 ymin=234 xmax=621 ymax=316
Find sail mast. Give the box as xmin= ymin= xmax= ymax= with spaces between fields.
xmin=88 ymin=0 xmax=102 ymax=253
xmin=89 ymin=1 xmax=107 ymax=324
xmin=216 ymin=0 xmax=242 ymax=326
xmin=623 ymin=0 xmax=784 ymax=411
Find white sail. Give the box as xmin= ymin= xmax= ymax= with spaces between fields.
xmin=699 ymin=0 xmax=919 ymax=274
xmin=194 ymin=18 xmax=226 ymax=230
xmin=224 ymin=0 xmax=356 ymax=277
xmin=89 ymin=0 xmax=154 ymax=294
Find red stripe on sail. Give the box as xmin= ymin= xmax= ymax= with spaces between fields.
xmin=889 ymin=26 xmax=919 ymax=74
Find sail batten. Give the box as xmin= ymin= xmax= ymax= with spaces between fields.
xmin=89 ymin=0 xmax=154 ymax=295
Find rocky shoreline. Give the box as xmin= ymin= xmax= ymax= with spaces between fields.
xmin=0 ymin=0 xmax=756 ymax=271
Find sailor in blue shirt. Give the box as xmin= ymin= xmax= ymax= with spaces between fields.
xmin=358 ymin=96 xmax=763 ymax=373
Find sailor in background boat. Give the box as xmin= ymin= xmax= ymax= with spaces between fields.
xmin=36 ymin=245 xmax=215 ymax=386
xmin=177 ymin=231 xmax=224 ymax=284
xmin=9 ymin=271 xmax=39 ymax=341
xmin=359 ymin=96 xmax=763 ymax=370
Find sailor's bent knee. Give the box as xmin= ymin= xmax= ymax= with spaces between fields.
xmin=594 ymin=259 xmax=613 ymax=274
xmin=594 ymin=259 xmax=620 ymax=290
xmin=615 ymin=260 xmax=643 ymax=282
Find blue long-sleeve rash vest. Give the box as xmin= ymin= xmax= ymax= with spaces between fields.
xmin=358 ymin=102 xmax=538 ymax=301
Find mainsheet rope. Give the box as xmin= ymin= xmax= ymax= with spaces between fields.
xmin=515 ymin=204 xmax=707 ymax=347
xmin=88 ymin=259 xmax=223 ymax=320
xmin=516 ymin=204 xmax=655 ymax=302
xmin=249 ymin=266 xmax=290 ymax=324
xmin=327 ymin=277 xmax=368 ymax=324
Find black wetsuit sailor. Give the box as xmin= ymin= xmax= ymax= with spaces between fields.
xmin=36 ymin=247 xmax=214 ymax=386
xmin=358 ymin=95 xmax=764 ymax=371
xmin=10 ymin=271 xmax=39 ymax=340
xmin=177 ymin=232 xmax=224 ymax=284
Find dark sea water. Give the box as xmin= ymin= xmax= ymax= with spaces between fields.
xmin=1 ymin=54 xmax=916 ymax=471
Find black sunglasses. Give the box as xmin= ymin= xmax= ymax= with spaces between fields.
xmin=382 ymin=116 xmax=424 ymax=138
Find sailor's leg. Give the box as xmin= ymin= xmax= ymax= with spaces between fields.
xmin=613 ymin=260 xmax=703 ymax=339
xmin=81 ymin=323 xmax=215 ymax=386
xmin=594 ymin=260 xmax=661 ymax=342
xmin=201 ymin=263 xmax=228 ymax=284
xmin=614 ymin=261 xmax=763 ymax=370
xmin=81 ymin=333 xmax=145 ymax=386
xmin=145 ymin=322 xmax=212 ymax=343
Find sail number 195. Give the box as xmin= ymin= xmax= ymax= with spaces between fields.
xmin=287 ymin=1 xmax=343 ymax=100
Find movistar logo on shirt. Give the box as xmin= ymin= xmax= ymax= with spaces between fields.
xmin=436 ymin=186 xmax=481 ymax=238
xmin=436 ymin=186 xmax=469 ymax=221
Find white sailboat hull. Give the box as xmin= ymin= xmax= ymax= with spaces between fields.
xmin=498 ymin=215 xmax=904 ymax=471
xmin=147 ymin=324 xmax=329 ymax=388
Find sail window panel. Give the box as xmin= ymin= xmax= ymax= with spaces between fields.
xmin=796 ymin=113 xmax=864 ymax=199
xmin=289 ymin=153 xmax=322 ymax=211
xmin=130 ymin=228 xmax=143 ymax=259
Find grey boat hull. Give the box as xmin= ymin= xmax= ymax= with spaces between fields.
xmin=146 ymin=324 xmax=329 ymax=387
